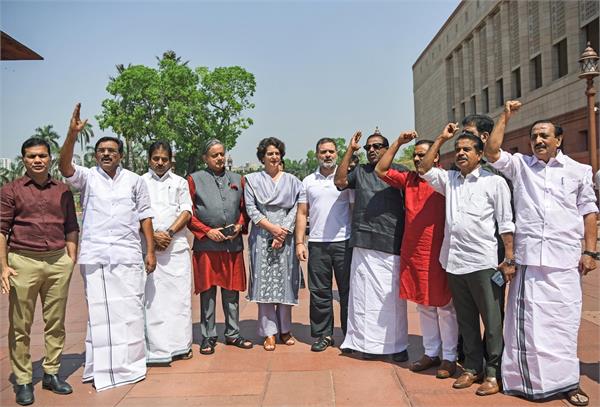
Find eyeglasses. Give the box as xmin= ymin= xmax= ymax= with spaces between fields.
xmin=363 ymin=143 xmax=386 ymax=151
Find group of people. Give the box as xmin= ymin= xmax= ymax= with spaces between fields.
xmin=1 ymin=100 xmax=596 ymax=407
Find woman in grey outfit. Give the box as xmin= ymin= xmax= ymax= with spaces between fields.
xmin=244 ymin=137 xmax=304 ymax=351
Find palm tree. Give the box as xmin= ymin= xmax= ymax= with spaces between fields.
xmin=77 ymin=122 xmax=95 ymax=155
xmin=0 ymin=167 xmax=11 ymax=186
xmin=8 ymin=160 xmax=25 ymax=181
xmin=83 ymin=145 xmax=96 ymax=167
xmin=33 ymin=125 xmax=61 ymax=155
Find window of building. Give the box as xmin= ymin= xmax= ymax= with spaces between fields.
xmin=511 ymin=68 xmax=522 ymax=98
xmin=553 ymin=38 xmax=568 ymax=79
xmin=581 ymin=18 xmax=599 ymax=54
xmin=530 ymin=55 xmax=542 ymax=89
xmin=482 ymin=87 xmax=489 ymax=113
xmin=450 ymin=107 xmax=456 ymax=123
xmin=496 ymin=79 xmax=504 ymax=107
xmin=460 ymin=102 xmax=466 ymax=119
xmin=470 ymin=95 xmax=477 ymax=114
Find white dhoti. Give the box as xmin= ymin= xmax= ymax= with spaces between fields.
xmin=502 ymin=265 xmax=581 ymax=399
xmin=145 ymin=248 xmax=192 ymax=362
xmin=341 ymin=247 xmax=408 ymax=354
xmin=81 ymin=264 xmax=146 ymax=391
xmin=416 ymin=300 xmax=458 ymax=361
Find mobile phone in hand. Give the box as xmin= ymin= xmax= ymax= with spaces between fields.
xmin=491 ymin=270 xmax=505 ymax=287
xmin=221 ymin=224 xmax=236 ymax=237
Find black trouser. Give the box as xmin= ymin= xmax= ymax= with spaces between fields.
xmin=307 ymin=240 xmax=351 ymax=337
xmin=447 ymin=269 xmax=503 ymax=379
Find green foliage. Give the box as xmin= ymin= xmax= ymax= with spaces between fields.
xmin=77 ymin=122 xmax=95 ymax=154
xmin=32 ymin=125 xmax=61 ymax=155
xmin=394 ymin=144 xmax=415 ymax=170
xmin=96 ymin=51 xmax=256 ymax=175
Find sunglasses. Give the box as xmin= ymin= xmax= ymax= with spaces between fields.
xmin=363 ymin=143 xmax=386 ymax=151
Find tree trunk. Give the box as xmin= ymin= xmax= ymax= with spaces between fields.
xmin=125 ymin=137 xmax=132 ymax=170
xmin=186 ymin=155 xmax=197 ymax=176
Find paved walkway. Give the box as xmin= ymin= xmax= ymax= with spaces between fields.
xmin=0 ymin=261 xmax=598 ymax=406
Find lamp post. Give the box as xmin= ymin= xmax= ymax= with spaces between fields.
xmin=578 ymin=41 xmax=599 ymax=174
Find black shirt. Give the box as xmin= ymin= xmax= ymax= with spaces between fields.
xmin=344 ymin=163 xmax=408 ymax=255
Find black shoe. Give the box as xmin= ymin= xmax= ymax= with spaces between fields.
xmin=15 ymin=383 xmax=34 ymax=406
xmin=42 ymin=373 xmax=73 ymax=395
xmin=392 ymin=350 xmax=409 ymax=362
xmin=311 ymin=336 xmax=334 ymax=352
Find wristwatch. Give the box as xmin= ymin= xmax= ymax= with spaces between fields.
xmin=583 ymin=250 xmax=600 ymax=260
xmin=503 ymin=258 xmax=516 ymax=266
xmin=167 ymin=229 xmax=175 ymax=238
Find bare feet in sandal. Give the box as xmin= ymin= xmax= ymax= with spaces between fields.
xmin=566 ymin=387 xmax=589 ymax=406
xmin=280 ymin=332 xmax=296 ymax=346
xmin=263 ymin=335 xmax=276 ymax=351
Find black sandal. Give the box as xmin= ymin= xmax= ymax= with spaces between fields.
xmin=225 ymin=336 xmax=253 ymax=349
xmin=200 ymin=336 xmax=217 ymax=355
xmin=566 ymin=387 xmax=589 ymax=406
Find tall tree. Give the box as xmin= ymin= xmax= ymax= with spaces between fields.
xmin=33 ymin=125 xmax=60 ymax=154
xmin=77 ymin=122 xmax=95 ymax=155
xmin=97 ymin=51 xmax=256 ymax=175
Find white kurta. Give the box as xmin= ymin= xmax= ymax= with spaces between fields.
xmin=142 ymin=170 xmax=193 ymax=363
xmin=341 ymin=247 xmax=408 ymax=354
xmin=502 ymin=265 xmax=581 ymax=399
xmin=490 ymin=150 xmax=598 ymax=399
xmin=65 ymin=165 xmax=153 ymax=391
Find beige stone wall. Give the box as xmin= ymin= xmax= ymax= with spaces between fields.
xmin=413 ymin=0 xmax=598 ymax=157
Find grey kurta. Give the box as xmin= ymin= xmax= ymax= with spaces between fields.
xmin=244 ymin=171 xmax=304 ymax=305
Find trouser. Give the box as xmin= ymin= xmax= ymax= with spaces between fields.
xmin=307 ymin=240 xmax=351 ymax=337
xmin=8 ymin=249 xmax=74 ymax=385
xmin=447 ymin=268 xmax=503 ymax=379
xmin=416 ymin=300 xmax=459 ymax=361
xmin=257 ymin=303 xmax=292 ymax=337
xmin=458 ymin=281 xmax=506 ymax=361
xmin=200 ymin=286 xmax=240 ymax=339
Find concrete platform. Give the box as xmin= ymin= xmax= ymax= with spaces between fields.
xmin=0 ymin=263 xmax=598 ymax=406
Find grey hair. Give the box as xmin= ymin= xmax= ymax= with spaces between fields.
xmin=202 ymin=138 xmax=225 ymax=156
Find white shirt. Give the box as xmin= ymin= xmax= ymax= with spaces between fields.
xmin=422 ymin=166 xmax=514 ymax=275
xmin=300 ymin=167 xmax=354 ymax=242
xmin=491 ymin=150 xmax=598 ymax=268
xmin=141 ymin=169 xmax=193 ymax=253
xmin=65 ymin=165 xmax=154 ymax=265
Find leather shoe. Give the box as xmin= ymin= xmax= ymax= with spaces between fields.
xmin=15 ymin=383 xmax=34 ymax=406
xmin=476 ymin=377 xmax=500 ymax=396
xmin=452 ymin=371 xmax=482 ymax=389
xmin=436 ymin=360 xmax=457 ymax=379
xmin=42 ymin=373 xmax=73 ymax=395
xmin=410 ymin=354 xmax=441 ymax=372
xmin=392 ymin=350 xmax=409 ymax=362
xmin=311 ymin=336 xmax=334 ymax=352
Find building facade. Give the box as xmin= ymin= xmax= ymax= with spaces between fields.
xmin=0 ymin=158 xmax=12 ymax=170
xmin=413 ymin=0 xmax=599 ymax=167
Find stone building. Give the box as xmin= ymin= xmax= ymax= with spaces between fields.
xmin=413 ymin=0 xmax=599 ymax=167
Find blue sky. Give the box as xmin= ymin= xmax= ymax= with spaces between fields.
xmin=1 ymin=0 xmax=458 ymax=166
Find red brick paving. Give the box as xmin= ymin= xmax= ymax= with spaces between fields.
xmin=0 ymin=263 xmax=598 ymax=406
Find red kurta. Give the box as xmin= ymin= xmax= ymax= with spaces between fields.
xmin=381 ymin=169 xmax=451 ymax=307
xmin=187 ymin=176 xmax=247 ymax=295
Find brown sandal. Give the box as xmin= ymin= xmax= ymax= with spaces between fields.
xmin=263 ymin=335 xmax=276 ymax=351
xmin=566 ymin=387 xmax=589 ymax=406
xmin=280 ymin=332 xmax=296 ymax=346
